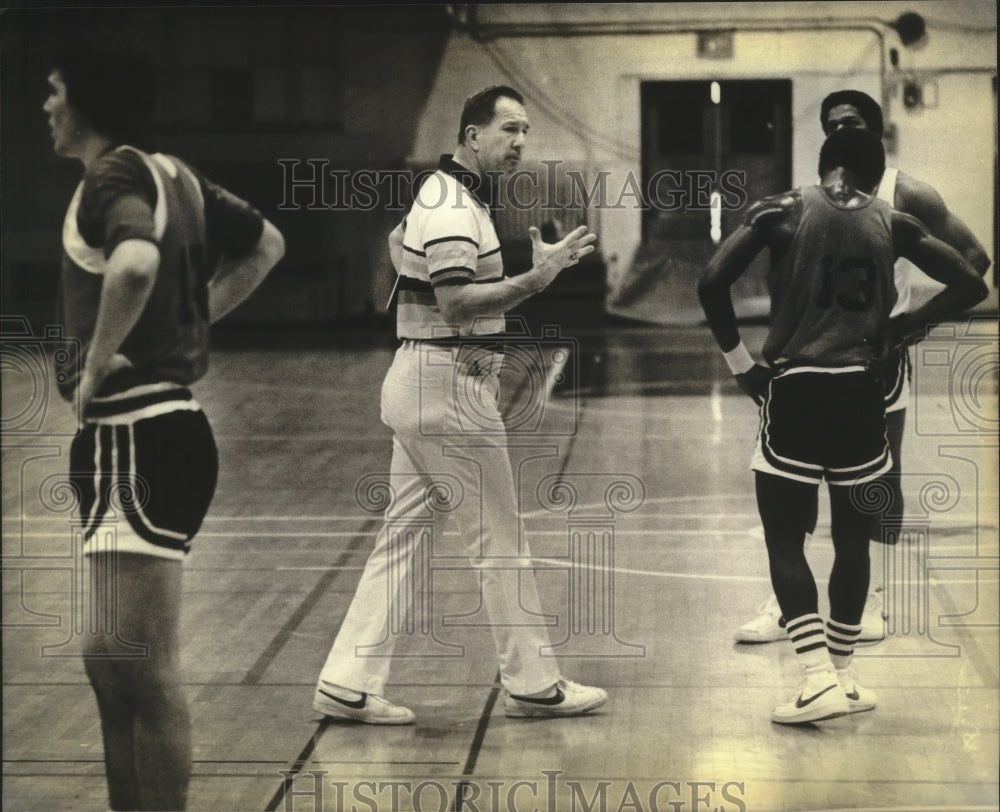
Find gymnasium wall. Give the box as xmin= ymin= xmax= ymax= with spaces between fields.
xmin=1 ymin=4 xmax=995 ymax=330
xmin=412 ymin=2 xmax=997 ymax=322
xmin=0 ymin=6 xmax=450 ymax=330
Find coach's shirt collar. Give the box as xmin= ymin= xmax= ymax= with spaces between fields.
xmin=438 ymin=154 xmax=498 ymax=212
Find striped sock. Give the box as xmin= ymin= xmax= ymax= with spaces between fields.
xmin=785 ymin=613 xmax=831 ymax=670
xmin=827 ymin=619 xmax=863 ymax=669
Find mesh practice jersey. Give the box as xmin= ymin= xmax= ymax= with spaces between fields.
xmin=57 ymin=146 xmax=264 ymax=399
xmin=763 ymin=185 xmax=897 ymax=367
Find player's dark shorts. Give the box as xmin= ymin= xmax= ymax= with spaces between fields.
xmin=751 ymin=366 xmax=891 ymax=486
xmin=882 ymin=346 xmax=911 ymax=414
xmin=70 ymin=384 xmax=218 ymax=559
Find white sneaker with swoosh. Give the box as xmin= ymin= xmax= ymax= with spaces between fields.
xmin=859 ymin=587 xmax=887 ymax=642
xmin=837 ymin=666 xmax=877 ymax=713
xmin=771 ymin=668 xmax=850 ymax=725
xmin=313 ymin=681 xmax=415 ymax=725
xmin=504 ymin=679 xmax=608 ymax=718
xmin=734 ymin=595 xmax=788 ymax=643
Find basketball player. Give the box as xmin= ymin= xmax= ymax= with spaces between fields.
xmin=313 ymin=86 xmax=607 ymax=724
xmin=733 ymin=89 xmax=991 ymax=645
xmin=46 ymin=36 xmax=284 ymax=810
xmin=699 ymin=128 xmax=987 ymax=723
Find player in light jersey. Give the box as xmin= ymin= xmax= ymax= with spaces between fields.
xmin=699 ymin=128 xmax=987 ymax=724
xmin=46 ymin=35 xmax=284 ymax=810
xmin=733 ymin=90 xmax=991 ymax=645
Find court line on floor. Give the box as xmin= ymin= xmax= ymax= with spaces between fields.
xmin=240 ymin=518 xmax=376 ymax=687
xmin=449 ymin=369 xmax=588 ymax=812
xmin=7 ymin=529 xmax=765 ymax=539
xmin=257 ymin=519 xmax=380 ymax=811
xmin=522 ymin=557 xmax=998 ymax=585
xmin=926 ymin=573 xmax=1000 ymax=687
xmin=9 ymin=514 xmax=994 ymax=527
xmin=11 ymin=507 xmax=993 ymax=521
xmin=10 ymin=531 xmax=993 ymax=545
xmin=453 ymin=671 xmax=503 ymax=810
xmin=10 ymin=566 xmax=992 ymax=587
xmin=263 ymin=722 xmax=329 ymax=812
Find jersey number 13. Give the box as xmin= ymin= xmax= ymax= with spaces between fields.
xmin=816 ymin=255 xmax=877 ymax=312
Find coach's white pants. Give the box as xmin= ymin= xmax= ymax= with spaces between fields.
xmin=320 ymin=341 xmax=561 ymax=697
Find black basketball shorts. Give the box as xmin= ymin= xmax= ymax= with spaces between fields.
xmin=70 ymin=385 xmax=218 ymax=559
xmin=882 ymin=346 xmax=912 ymax=414
xmin=751 ymin=366 xmax=891 ymax=486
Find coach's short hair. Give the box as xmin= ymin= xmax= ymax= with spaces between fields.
xmin=51 ymin=35 xmax=156 ymax=145
xmin=820 ymin=90 xmax=884 ymax=138
xmin=818 ymin=128 xmax=886 ymax=191
xmin=457 ymin=85 xmax=524 ymax=145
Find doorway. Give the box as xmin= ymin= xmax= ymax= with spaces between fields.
xmin=615 ymin=79 xmax=791 ymax=323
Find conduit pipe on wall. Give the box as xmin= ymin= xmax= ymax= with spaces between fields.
xmin=444 ymin=7 xmax=950 ymax=139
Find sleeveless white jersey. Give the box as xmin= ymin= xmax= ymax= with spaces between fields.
xmin=875 ymin=167 xmax=912 ymax=317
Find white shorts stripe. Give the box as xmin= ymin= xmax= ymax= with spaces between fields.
xmin=88 ymin=400 xmax=202 ymax=426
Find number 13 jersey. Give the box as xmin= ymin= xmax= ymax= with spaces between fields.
xmin=763 ymin=185 xmax=897 ymax=368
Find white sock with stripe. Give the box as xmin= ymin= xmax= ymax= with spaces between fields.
xmin=785 ymin=613 xmax=831 ymax=671
xmin=827 ymin=619 xmax=863 ymax=669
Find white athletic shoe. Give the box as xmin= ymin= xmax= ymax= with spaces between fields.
xmin=734 ymin=595 xmax=787 ymax=643
xmin=313 ymin=681 xmax=415 ymax=725
xmin=837 ymin=666 xmax=877 ymax=713
xmin=859 ymin=587 xmax=887 ymax=642
xmin=771 ymin=667 xmax=850 ymax=725
xmin=504 ymin=679 xmax=608 ymax=718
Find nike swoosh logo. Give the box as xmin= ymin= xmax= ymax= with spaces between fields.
xmin=512 ymin=686 xmax=565 ymax=706
xmin=795 ymin=684 xmax=838 ymax=708
xmin=319 ymin=687 xmax=368 ymax=710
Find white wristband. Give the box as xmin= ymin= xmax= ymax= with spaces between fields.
xmin=722 ymin=341 xmax=755 ymax=375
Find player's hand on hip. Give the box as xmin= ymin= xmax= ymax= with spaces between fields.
xmin=77 ymin=353 xmax=133 ymax=415
xmin=887 ymin=313 xmax=922 ymax=352
xmin=528 ymin=225 xmax=597 ymax=283
xmin=735 ymin=364 xmax=774 ymax=406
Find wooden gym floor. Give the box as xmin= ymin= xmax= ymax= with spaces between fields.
xmin=3 ymin=317 xmax=998 ymax=812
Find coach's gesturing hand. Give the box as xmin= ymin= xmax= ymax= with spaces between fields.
xmin=529 ymin=225 xmax=597 ymax=286
xmin=435 ymin=224 xmax=598 ymax=326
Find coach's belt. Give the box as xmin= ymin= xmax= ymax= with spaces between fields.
xmin=404 ymin=339 xmax=504 ymax=376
